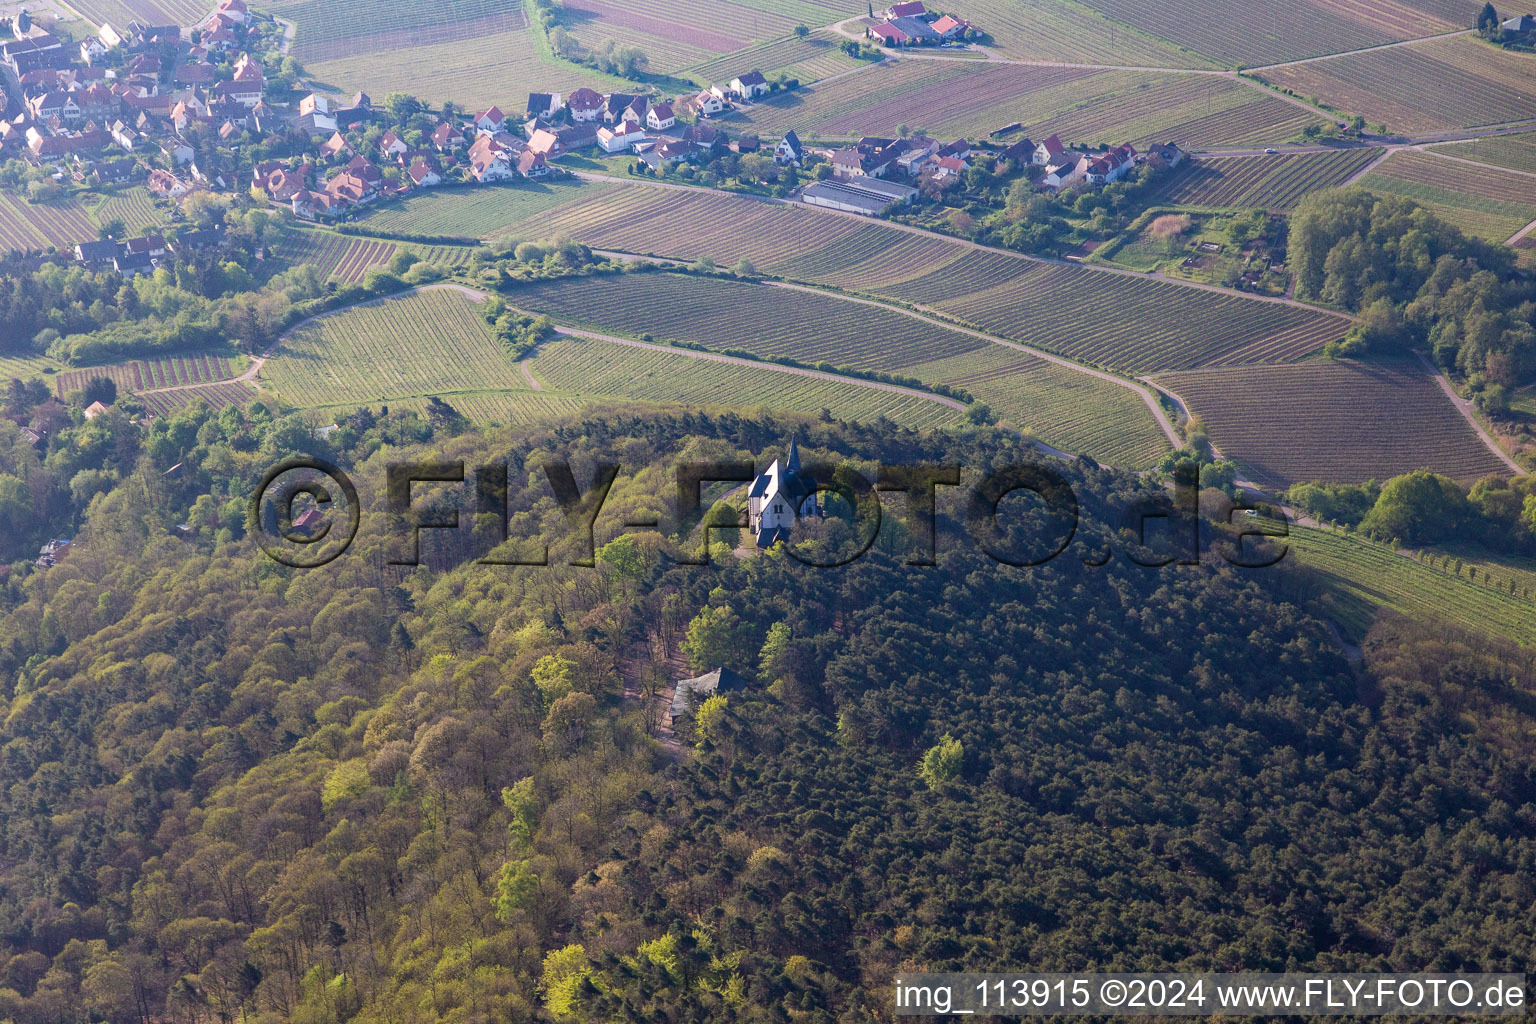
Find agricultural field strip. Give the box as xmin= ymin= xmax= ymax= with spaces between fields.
xmin=1288 ymin=525 xmax=1536 ymax=646
xmin=259 ymin=286 xmax=526 ymax=408
xmin=564 ymin=173 xmax=1361 ymax=327
xmin=1152 ymin=359 xmax=1511 ymax=486
xmin=1143 ymin=149 xmax=1381 ymax=209
xmin=1427 ymin=131 xmax=1536 ymax=174
xmin=1253 ymin=36 xmax=1536 ymax=133
xmin=506 ymin=269 xmax=1181 ymax=450
xmin=530 ymin=331 xmax=964 ymax=430
xmin=54 ymin=354 xmax=236 ymax=397
xmin=765 ymin=281 xmax=1182 ymax=447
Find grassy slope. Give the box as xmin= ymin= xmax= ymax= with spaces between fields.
xmin=1288 ymin=525 xmax=1536 ymax=645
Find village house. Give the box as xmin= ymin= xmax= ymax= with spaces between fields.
xmin=597 ymin=119 xmax=647 ymax=153
xmin=75 ymin=238 xmax=119 ymax=266
xmin=775 ymin=129 xmax=803 ymax=166
xmin=690 ymin=89 xmax=725 ymax=117
xmin=883 ymin=1 xmax=927 ymax=16
xmin=474 ymin=105 xmax=507 ymax=133
xmin=1033 ymin=134 xmax=1065 ymax=166
xmin=468 ymin=135 xmax=516 ymax=181
xmin=567 ymin=88 xmax=604 ymax=122
xmin=1084 ymin=143 xmax=1136 ymax=184
xmin=1044 ymin=154 xmax=1085 ymax=188
xmin=517 ymin=149 xmax=550 ymax=178
xmin=729 ymin=71 xmax=769 ymax=99
xmin=320 ymin=131 xmax=351 ymax=160
xmin=527 ymin=92 xmax=562 ymax=117
xmin=1146 ymin=141 xmax=1185 ymax=168
xmin=646 ymin=101 xmax=675 ymax=131
xmin=113 ymin=251 xmax=153 ymax=276
xmin=431 ymin=121 xmax=463 ymax=152
xmin=379 ymin=129 xmax=407 ymax=158
xmin=407 ymin=155 xmax=442 ymax=187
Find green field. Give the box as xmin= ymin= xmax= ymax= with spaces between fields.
xmin=733 ymin=62 xmax=1326 ymax=146
xmin=1156 ymin=358 xmax=1511 ymax=487
xmin=0 ymin=354 xmax=58 ymax=382
xmin=1288 ymin=525 xmax=1536 ymax=645
xmin=355 ymin=180 xmax=608 ymax=240
xmin=531 ymin=335 xmax=963 ymax=431
xmin=1429 ymin=131 xmax=1536 ymax=175
xmin=261 ymin=287 xmax=531 ymax=408
xmin=509 ymin=271 xmax=1173 ymax=466
xmin=1357 ymin=150 xmax=1536 ymax=245
xmin=902 ymin=345 xmax=1172 ymax=467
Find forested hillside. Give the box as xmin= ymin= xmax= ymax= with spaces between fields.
xmin=0 ymin=407 xmax=1532 ymax=1023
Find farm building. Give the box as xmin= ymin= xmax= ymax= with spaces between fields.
xmin=803 ymin=175 xmax=919 ymax=215
xmin=669 ymin=666 xmax=748 ymax=725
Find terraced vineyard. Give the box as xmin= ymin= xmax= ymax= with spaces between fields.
xmin=262 ymin=287 xmax=529 ymax=409
xmin=916 ymin=264 xmax=1348 ymax=373
xmin=532 ymin=336 xmax=963 ymax=431
xmin=1357 ymin=150 xmax=1536 ymax=245
xmin=509 ymin=273 xmax=988 ymax=373
xmin=530 ymin=185 xmax=868 ymax=267
xmin=275 ymin=229 xmax=398 ymax=283
xmin=1289 ymin=525 xmax=1536 ymax=645
xmin=273 ymin=0 xmax=530 ymax=62
xmin=357 ymin=181 xmax=604 ymax=240
xmin=560 ymin=0 xmax=772 ymax=72
xmin=55 ymin=354 xmax=239 ymax=397
xmin=738 ymin=63 xmax=1325 ymax=146
xmin=1017 ymin=74 xmax=1327 ymax=150
xmin=903 ymin=346 xmax=1172 ymax=467
xmin=0 ymin=191 xmax=100 ymax=253
xmin=0 ymin=354 xmax=57 ymax=382
xmin=1144 ymin=150 xmax=1382 ymax=211
xmin=688 ymin=31 xmax=863 ymax=85
xmin=138 ymin=382 xmax=257 ymax=417
xmin=1072 ymin=0 xmax=1460 ymax=66
xmin=1155 ymin=358 xmax=1510 ymax=487
xmin=872 ymin=250 xmax=1023 ymax=304
xmin=1256 ymin=36 xmax=1536 ymax=133
xmin=1429 ymin=131 xmax=1536 ymax=174
xmin=764 ymin=225 xmax=964 ymax=291
xmin=305 ymin=22 xmax=632 ymax=112
xmin=90 ymin=188 xmax=164 ymax=235
xmin=355 ymin=391 xmax=589 ymax=425
xmin=956 ymin=0 xmax=1216 ymax=68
